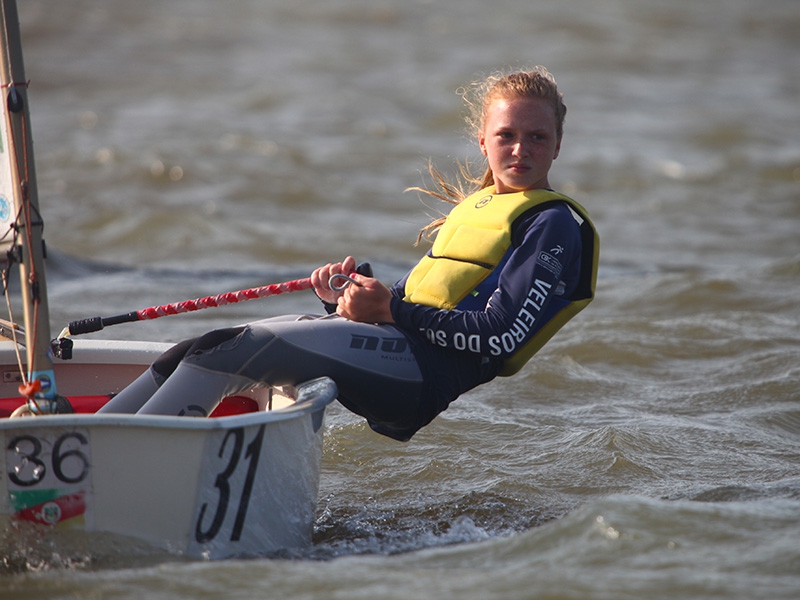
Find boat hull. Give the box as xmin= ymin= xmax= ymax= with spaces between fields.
xmin=0 ymin=340 xmax=336 ymax=559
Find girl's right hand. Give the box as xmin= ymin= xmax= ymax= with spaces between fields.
xmin=310 ymin=255 xmax=357 ymax=305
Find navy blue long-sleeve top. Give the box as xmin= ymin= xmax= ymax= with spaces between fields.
xmin=388 ymin=202 xmax=584 ymax=418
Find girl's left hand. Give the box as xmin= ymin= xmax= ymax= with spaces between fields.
xmin=336 ymin=274 xmax=395 ymax=324
xmin=311 ymin=256 xmax=357 ymax=305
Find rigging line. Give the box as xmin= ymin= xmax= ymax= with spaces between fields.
xmin=0 ymin=79 xmax=30 ymax=88
xmin=0 ymin=196 xmax=29 ymax=391
xmin=5 ymin=78 xmax=47 ymax=404
xmin=1 ymin=248 xmax=13 ymax=292
xmin=1 ymin=269 xmax=27 ymax=387
xmin=11 ymin=87 xmax=42 ymax=305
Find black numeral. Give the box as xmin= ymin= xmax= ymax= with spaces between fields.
xmin=7 ymin=434 xmax=46 ymax=487
xmin=231 ymin=425 xmax=265 ymax=541
xmin=52 ymin=432 xmax=90 ymax=484
xmin=195 ymin=424 xmax=265 ymax=544
xmin=7 ymin=432 xmax=90 ymax=487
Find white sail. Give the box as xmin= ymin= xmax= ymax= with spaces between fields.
xmin=0 ymin=0 xmax=32 ymax=260
xmin=0 ymin=0 xmax=56 ymax=408
xmin=0 ymin=79 xmax=17 ymax=256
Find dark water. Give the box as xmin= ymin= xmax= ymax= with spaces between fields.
xmin=2 ymin=0 xmax=800 ymax=598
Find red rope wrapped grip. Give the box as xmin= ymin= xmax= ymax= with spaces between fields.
xmin=67 ymin=277 xmax=314 ymax=335
xmin=65 ymin=263 xmax=370 ymax=336
xmin=136 ymin=278 xmax=313 ymax=320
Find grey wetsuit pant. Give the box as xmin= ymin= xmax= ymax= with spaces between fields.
xmin=99 ymin=314 xmax=426 ymax=440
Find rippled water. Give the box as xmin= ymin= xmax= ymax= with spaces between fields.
xmin=2 ymin=0 xmax=800 ymax=598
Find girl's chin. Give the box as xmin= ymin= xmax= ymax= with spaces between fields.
xmin=495 ymin=179 xmax=545 ymax=194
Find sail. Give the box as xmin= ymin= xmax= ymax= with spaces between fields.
xmin=0 ymin=0 xmax=56 ymax=405
xmin=0 ymin=2 xmax=20 ymax=258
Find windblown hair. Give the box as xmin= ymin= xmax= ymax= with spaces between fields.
xmin=411 ymin=66 xmax=566 ymax=244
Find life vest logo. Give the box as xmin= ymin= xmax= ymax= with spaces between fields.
xmin=537 ymin=251 xmax=563 ymax=276
xmin=474 ymin=195 xmax=493 ymax=208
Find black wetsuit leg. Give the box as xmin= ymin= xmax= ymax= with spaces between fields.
xmin=137 ymin=315 xmax=429 ymax=440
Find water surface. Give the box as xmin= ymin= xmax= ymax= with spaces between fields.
xmin=2 ymin=0 xmax=799 ymax=598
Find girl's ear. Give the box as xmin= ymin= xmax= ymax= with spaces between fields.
xmin=478 ymin=132 xmax=487 ymax=156
xmin=553 ymin=135 xmax=562 ymax=160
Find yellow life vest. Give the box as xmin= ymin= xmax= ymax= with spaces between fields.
xmin=403 ymin=186 xmax=599 ymax=376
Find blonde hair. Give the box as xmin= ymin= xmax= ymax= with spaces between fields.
xmin=412 ymin=66 xmax=566 ymax=243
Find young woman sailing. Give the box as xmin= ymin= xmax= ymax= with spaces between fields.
xmin=100 ymin=66 xmax=599 ymax=442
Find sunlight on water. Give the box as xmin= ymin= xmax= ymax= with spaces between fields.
xmin=2 ymin=0 xmax=800 ymax=598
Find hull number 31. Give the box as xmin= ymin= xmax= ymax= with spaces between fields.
xmin=195 ymin=424 xmax=265 ymax=544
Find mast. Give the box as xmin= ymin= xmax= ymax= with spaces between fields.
xmin=0 ymin=0 xmax=57 ymax=409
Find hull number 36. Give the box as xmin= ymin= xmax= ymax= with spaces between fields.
xmin=5 ymin=429 xmax=92 ymax=527
xmin=7 ymin=431 xmax=91 ymax=487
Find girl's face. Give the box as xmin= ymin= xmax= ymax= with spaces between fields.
xmin=479 ymin=95 xmax=561 ymax=194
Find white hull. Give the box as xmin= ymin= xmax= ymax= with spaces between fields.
xmin=0 ymin=340 xmax=336 ymax=559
